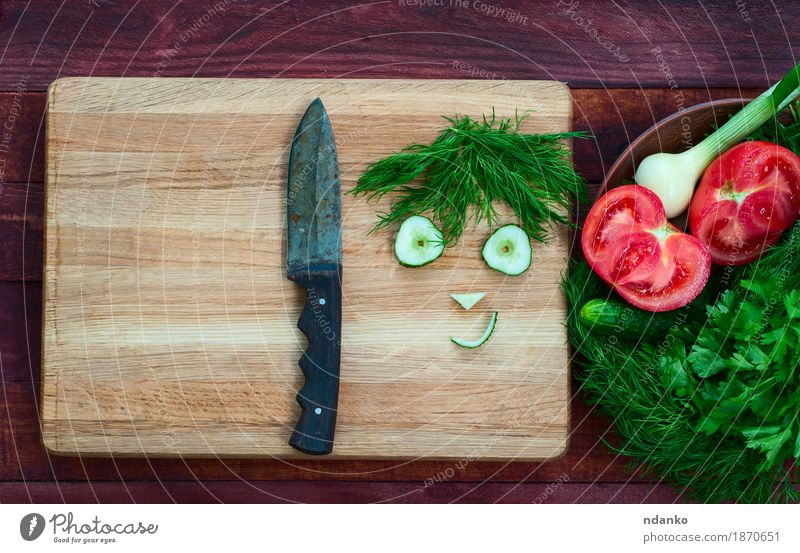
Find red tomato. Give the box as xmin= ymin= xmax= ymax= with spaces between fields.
xmin=689 ymin=141 xmax=800 ymax=265
xmin=582 ymin=185 xmax=711 ymax=312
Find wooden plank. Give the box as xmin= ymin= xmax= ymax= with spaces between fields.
xmin=0 ymin=380 xmax=635 ymax=482
xmin=0 ymin=277 xmax=626 ymax=484
xmin=0 ymin=93 xmax=44 ymax=185
xmin=0 ymin=182 xmax=43 ymax=281
xmin=0 ymin=85 xmax=763 ymax=480
xmin=0 ymin=85 xmax=769 ymax=490
xmin=0 ymin=88 xmax=762 ymax=191
xmin=0 ymin=88 xmax=764 ymax=282
xmin=0 ymin=481 xmax=681 ymax=503
xmin=0 ymin=92 xmax=45 ymax=183
xmin=0 ymin=1 xmax=794 ymax=90
xmin=42 ymin=78 xmax=572 ymax=460
xmin=0 ymin=282 xmax=41 ymax=383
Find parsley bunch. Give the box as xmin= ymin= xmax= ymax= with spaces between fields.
xmin=661 ymin=221 xmax=800 ymax=477
xmin=666 ymin=280 xmax=800 ymax=472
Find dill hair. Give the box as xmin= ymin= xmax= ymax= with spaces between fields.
xmin=351 ymin=111 xmax=588 ymax=245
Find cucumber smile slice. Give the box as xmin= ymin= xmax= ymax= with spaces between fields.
xmin=481 ymin=224 xmax=532 ymax=276
xmin=394 ymin=216 xmax=445 ymax=267
xmin=451 ymin=311 xmax=498 ymax=348
xmin=450 ymin=292 xmax=487 ymax=310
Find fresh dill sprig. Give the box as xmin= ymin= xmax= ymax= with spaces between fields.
xmin=351 ymin=111 xmax=588 ymax=245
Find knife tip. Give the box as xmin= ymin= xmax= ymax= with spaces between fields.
xmin=307 ymin=97 xmax=329 ymax=120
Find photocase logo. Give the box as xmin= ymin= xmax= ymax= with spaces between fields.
xmin=20 ymin=513 xmax=45 ymax=541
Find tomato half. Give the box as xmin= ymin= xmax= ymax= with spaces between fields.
xmin=582 ymin=185 xmax=711 ymax=312
xmin=689 ymin=141 xmax=800 ymax=265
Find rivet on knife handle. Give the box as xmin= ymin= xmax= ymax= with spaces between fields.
xmin=288 ymin=265 xmax=342 ymax=455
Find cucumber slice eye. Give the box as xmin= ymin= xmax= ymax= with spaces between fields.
xmin=394 ymin=216 xmax=445 ymax=267
xmin=451 ymin=311 xmax=498 ymax=348
xmin=481 ymin=224 xmax=532 ymax=276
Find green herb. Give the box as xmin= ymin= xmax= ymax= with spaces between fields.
xmin=667 ymin=276 xmax=800 ymax=473
xmin=351 ymin=112 xmax=587 ymax=245
xmin=563 ymin=259 xmax=799 ymax=503
xmin=748 ymin=100 xmax=800 ymax=154
xmin=561 ymin=101 xmax=800 ymax=504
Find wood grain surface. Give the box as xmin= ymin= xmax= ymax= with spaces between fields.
xmin=0 ymin=0 xmax=786 ymax=502
xmin=0 ymin=481 xmax=681 ymax=504
xmin=0 ymin=87 xmax=759 ymax=502
xmin=42 ymin=77 xmax=572 ymax=460
xmin=0 ymin=1 xmax=796 ymax=90
xmin=3 ymin=379 xmax=633 ymax=483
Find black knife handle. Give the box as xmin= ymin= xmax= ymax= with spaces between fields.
xmin=287 ymin=264 xmax=342 ymax=455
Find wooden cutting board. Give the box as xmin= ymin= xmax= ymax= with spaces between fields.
xmin=42 ymin=77 xmax=572 ymax=460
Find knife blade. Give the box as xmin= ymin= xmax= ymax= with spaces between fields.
xmin=286 ymin=98 xmax=343 ymax=455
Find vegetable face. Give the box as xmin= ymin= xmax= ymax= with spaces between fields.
xmin=581 ymin=185 xmax=711 ymax=312
xmin=634 ymin=62 xmax=800 ymax=218
xmin=689 ymin=141 xmax=800 ymax=265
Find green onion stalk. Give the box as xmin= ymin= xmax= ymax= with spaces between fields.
xmin=635 ymin=62 xmax=800 ymax=218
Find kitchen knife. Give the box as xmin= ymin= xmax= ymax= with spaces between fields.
xmin=286 ymin=98 xmax=343 ymax=455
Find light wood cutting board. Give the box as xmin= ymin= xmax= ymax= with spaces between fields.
xmin=42 ymin=77 xmax=572 ymax=460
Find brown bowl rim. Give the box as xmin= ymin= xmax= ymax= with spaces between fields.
xmin=596 ymin=97 xmax=752 ymax=201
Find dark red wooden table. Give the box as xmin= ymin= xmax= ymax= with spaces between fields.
xmin=0 ymin=0 xmax=794 ymax=503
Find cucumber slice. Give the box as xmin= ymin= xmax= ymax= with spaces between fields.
xmin=451 ymin=311 xmax=498 ymax=348
xmin=450 ymin=292 xmax=487 ymax=310
xmin=394 ymin=216 xmax=445 ymax=267
xmin=481 ymin=224 xmax=532 ymax=276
